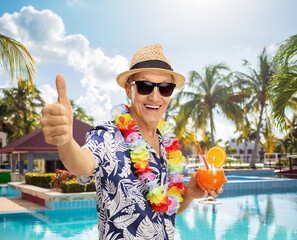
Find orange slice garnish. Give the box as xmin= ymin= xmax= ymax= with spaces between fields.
xmin=206 ymin=146 xmax=226 ymax=168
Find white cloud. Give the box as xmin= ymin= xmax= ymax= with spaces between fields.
xmin=0 ymin=6 xmax=129 ymax=91
xmin=75 ymin=86 xmax=113 ymax=125
xmin=39 ymin=84 xmax=58 ymax=105
xmin=0 ymin=6 xmax=129 ymax=123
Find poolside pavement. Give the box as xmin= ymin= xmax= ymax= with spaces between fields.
xmin=0 ymin=197 xmax=46 ymax=213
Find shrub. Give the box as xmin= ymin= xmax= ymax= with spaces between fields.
xmin=225 ymin=158 xmax=242 ymax=166
xmin=25 ymin=172 xmax=55 ymax=188
xmin=25 ymin=170 xmax=95 ymax=193
xmin=53 ymin=169 xmax=75 ymax=188
xmin=61 ymin=179 xmax=86 ymax=193
xmin=0 ymin=172 xmax=11 ymax=184
xmin=274 ymin=160 xmax=288 ymax=167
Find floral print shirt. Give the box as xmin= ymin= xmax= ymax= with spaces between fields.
xmin=77 ymin=121 xmax=176 ymax=240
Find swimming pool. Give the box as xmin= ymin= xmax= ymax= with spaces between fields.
xmin=175 ymin=192 xmax=297 ymax=240
xmin=0 ymin=185 xmax=21 ymax=198
xmin=1 ymin=192 xmax=296 ymax=239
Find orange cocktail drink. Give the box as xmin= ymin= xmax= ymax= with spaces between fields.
xmin=195 ymin=145 xmax=227 ymax=204
xmin=196 ymin=168 xmax=225 ymax=192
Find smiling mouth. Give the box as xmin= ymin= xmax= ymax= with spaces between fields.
xmin=144 ymin=104 xmax=161 ymax=110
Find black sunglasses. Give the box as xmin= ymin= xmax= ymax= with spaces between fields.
xmin=131 ymin=81 xmax=176 ymax=97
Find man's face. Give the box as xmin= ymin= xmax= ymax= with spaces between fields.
xmin=125 ymin=70 xmax=173 ymax=127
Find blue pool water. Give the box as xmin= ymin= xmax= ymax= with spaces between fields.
xmin=0 ymin=185 xmax=21 ymax=197
xmin=175 ymin=192 xmax=297 ymax=240
xmin=0 ymin=192 xmax=296 ymax=240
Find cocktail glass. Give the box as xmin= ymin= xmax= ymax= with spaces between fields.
xmin=196 ymin=166 xmax=225 ymax=204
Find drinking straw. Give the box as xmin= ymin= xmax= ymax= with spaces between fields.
xmin=196 ymin=140 xmax=209 ymax=170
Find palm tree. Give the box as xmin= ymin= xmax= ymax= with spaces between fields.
xmin=0 ymin=81 xmax=44 ymax=143
xmin=164 ymin=97 xmax=179 ymax=122
xmin=175 ymin=63 xmax=246 ymax=147
xmin=235 ymin=112 xmax=257 ymax=162
xmin=70 ymin=100 xmax=95 ymax=126
xmin=285 ymin=114 xmax=297 ymax=139
xmin=236 ymin=48 xmax=275 ymax=167
xmin=199 ymin=129 xmax=213 ymax=153
xmin=224 ymin=138 xmax=237 ymax=154
xmin=269 ymin=34 xmax=297 ymax=127
xmin=0 ymin=34 xmax=36 ymax=89
xmin=275 ymin=137 xmax=296 ymax=157
xmin=276 ymin=115 xmax=297 ymax=156
xmin=262 ymin=117 xmax=277 ymax=156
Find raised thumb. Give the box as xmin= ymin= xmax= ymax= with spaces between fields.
xmin=56 ymin=74 xmax=69 ymax=105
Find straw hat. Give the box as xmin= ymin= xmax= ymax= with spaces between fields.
xmin=116 ymin=44 xmax=186 ymax=88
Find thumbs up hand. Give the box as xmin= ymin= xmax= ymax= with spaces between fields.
xmin=41 ymin=74 xmax=73 ymax=146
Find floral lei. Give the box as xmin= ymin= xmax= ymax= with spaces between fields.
xmin=111 ymin=104 xmax=186 ymax=215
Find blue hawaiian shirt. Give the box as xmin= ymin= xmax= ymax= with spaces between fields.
xmin=77 ymin=121 xmax=176 ymax=240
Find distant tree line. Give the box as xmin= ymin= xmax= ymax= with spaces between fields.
xmin=168 ymin=34 xmax=297 ymax=167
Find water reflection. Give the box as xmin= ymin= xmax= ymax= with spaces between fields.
xmin=0 ymin=208 xmax=98 ymax=239
xmin=175 ymin=193 xmax=297 ymax=240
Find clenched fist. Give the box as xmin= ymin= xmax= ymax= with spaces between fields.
xmin=41 ymin=74 xmax=73 ymax=146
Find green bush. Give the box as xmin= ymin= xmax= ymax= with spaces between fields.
xmin=61 ymin=179 xmax=86 ymax=193
xmin=225 ymin=158 xmax=242 ymax=166
xmin=25 ymin=172 xmax=55 ymax=188
xmin=274 ymin=160 xmax=288 ymax=167
xmin=25 ymin=170 xmax=95 ymax=193
xmin=0 ymin=172 xmax=11 ymax=183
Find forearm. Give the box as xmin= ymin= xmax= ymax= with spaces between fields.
xmin=57 ymin=138 xmax=95 ymax=176
xmin=177 ymin=191 xmax=194 ymax=216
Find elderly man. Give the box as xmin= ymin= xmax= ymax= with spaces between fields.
xmin=41 ymin=44 xmax=223 ymax=239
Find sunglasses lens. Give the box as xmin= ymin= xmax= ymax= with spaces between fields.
xmin=134 ymin=81 xmax=176 ymax=97
xmin=136 ymin=81 xmax=154 ymax=95
xmin=158 ymin=83 xmax=176 ymax=96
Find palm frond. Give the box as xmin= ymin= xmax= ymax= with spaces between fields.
xmin=0 ymin=34 xmax=36 ymax=90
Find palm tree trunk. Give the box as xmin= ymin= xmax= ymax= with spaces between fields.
xmin=210 ymin=109 xmax=215 ymax=147
xmin=244 ymin=139 xmax=248 ymax=162
xmin=251 ymin=103 xmax=264 ymax=168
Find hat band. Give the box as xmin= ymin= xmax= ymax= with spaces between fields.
xmin=130 ymin=60 xmax=173 ymax=71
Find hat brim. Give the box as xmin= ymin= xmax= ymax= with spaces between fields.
xmin=116 ymin=68 xmax=186 ymax=89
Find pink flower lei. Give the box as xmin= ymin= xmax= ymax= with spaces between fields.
xmin=112 ymin=104 xmax=186 ymax=215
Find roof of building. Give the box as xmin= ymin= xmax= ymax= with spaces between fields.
xmin=0 ymin=119 xmax=93 ymax=154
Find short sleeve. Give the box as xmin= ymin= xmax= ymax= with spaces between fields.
xmin=76 ymin=126 xmax=107 ymax=185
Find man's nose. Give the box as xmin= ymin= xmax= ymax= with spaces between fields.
xmin=148 ymin=86 xmax=160 ymax=100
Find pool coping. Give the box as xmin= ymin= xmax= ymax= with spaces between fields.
xmin=0 ymin=197 xmax=47 ymax=214
xmin=7 ymin=182 xmax=97 ymax=210
xmin=8 ymin=182 xmax=96 ymax=202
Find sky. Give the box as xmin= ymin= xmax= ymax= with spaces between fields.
xmin=0 ymin=0 xmax=296 ymax=143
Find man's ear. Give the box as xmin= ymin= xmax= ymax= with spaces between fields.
xmin=124 ymin=82 xmax=132 ymax=100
